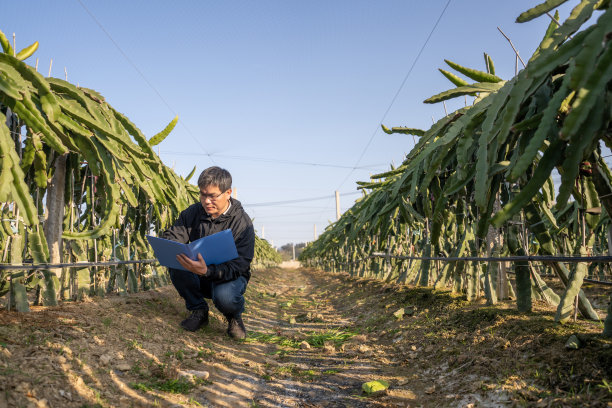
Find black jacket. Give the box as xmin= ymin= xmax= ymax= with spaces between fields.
xmin=161 ymin=198 xmax=255 ymax=282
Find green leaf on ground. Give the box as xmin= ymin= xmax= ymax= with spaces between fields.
xmin=362 ymin=380 xmax=389 ymax=394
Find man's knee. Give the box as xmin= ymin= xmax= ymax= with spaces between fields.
xmin=212 ymin=278 xmax=246 ymax=316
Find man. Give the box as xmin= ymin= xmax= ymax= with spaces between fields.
xmin=161 ymin=166 xmax=255 ymax=339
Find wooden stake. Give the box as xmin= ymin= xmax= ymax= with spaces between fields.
xmin=515 ymin=55 xmax=519 ymax=77
xmin=573 ymin=294 xmax=579 ymax=322
xmin=545 ymin=12 xmax=571 ymax=39
xmin=335 ymin=191 xmax=341 ymax=221
xmin=497 ymin=27 xmax=526 ymax=68
xmin=1 ymin=236 xmax=10 ymax=263
xmin=48 ymin=59 xmax=53 ymax=78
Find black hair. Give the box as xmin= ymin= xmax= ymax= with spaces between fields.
xmin=197 ymin=166 xmax=232 ymax=192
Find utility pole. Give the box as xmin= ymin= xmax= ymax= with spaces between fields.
xmin=335 ymin=191 xmax=341 ymax=221
xmin=314 ymin=224 xmax=317 ymax=241
xmin=292 ymin=243 xmax=295 ymax=261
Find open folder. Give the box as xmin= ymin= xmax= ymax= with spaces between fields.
xmin=146 ymin=229 xmax=239 ymax=272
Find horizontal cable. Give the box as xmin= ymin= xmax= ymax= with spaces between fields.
xmin=314 ymin=254 xmax=612 ymax=285
xmin=160 ymin=151 xmax=388 ymax=171
xmin=370 ymin=252 xmax=612 ymax=263
xmin=501 ymin=269 xmax=612 ymax=286
xmin=0 ymin=259 xmax=156 ymax=271
xmin=244 ymin=191 xmax=361 ymax=207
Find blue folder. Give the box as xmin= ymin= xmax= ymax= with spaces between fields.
xmin=146 ymin=229 xmax=239 ymax=272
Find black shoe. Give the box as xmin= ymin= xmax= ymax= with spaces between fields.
xmin=226 ymin=315 xmax=246 ymax=339
xmin=180 ymin=309 xmax=209 ymax=332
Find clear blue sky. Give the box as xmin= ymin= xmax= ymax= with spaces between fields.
xmin=1 ymin=1 xmax=585 ymax=247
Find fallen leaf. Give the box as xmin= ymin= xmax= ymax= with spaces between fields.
xmin=363 ymin=380 xmax=389 ymax=394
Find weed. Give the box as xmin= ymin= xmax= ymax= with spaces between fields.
xmin=131 ymin=378 xmax=193 ymax=394
xmin=195 ymin=378 xmax=213 ymax=387
xmin=271 ymin=348 xmax=290 ymax=358
xmin=163 ymin=349 xmax=185 ymax=361
xmin=131 ymin=361 xmax=143 ymax=376
xmin=197 ymin=348 xmax=214 ymax=358
xmin=303 ymin=329 xmax=356 ymax=347
xmin=598 ymin=379 xmax=612 ymax=394
xmin=275 ymin=365 xmax=296 ymax=375
xmin=273 ymin=365 xmax=318 ymax=381
xmin=323 ymin=369 xmax=340 ymax=375
xmin=136 ymin=324 xmax=154 ymax=340
xmin=127 ymin=339 xmax=142 ymax=349
xmin=296 ymin=369 xmax=318 ymax=381
xmin=363 ymin=314 xmax=388 ymax=330
xmin=246 ymin=329 xmax=355 ymax=349
xmin=387 ymin=328 xmax=401 ymax=336
xmin=101 ymin=317 xmax=112 ymax=327
xmin=244 ymin=332 xmax=298 ymax=347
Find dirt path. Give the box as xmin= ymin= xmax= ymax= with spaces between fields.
xmin=0 ymin=267 xmax=610 ymax=407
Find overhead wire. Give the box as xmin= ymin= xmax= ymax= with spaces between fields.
xmin=75 ymin=0 xmax=216 ymax=165
xmin=243 ymin=191 xmax=361 ymax=207
xmin=160 ymin=151 xmax=388 ymax=171
xmin=310 ymin=0 xmax=454 ymax=230
xmin=335 ymin=0 xmax=453 ymax=192
xmin=77 ymin=0 xmax=454 ymax=246
xmin=253 ymin=210 xmax=335 ymax=219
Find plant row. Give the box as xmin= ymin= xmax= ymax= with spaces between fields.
xmin=0 ymin=31 xmax=280 ymax=310
xmin=300 ymin=0 xmax=612 ymax=336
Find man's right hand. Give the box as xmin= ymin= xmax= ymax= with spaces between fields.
xmin=176 ymin=253 xmax=208 ymax=276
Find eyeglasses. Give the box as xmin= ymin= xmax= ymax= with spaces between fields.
xmin=200 ymin=191 xmax=227 ymax=202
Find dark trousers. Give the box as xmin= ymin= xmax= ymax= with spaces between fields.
xmin=169 ymin=268 xmax=247 ymax=317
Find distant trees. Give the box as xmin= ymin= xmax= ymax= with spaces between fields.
xmin=278 ymin=243 xmax=306 ymax=261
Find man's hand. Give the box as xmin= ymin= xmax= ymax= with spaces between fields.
xmin=176 ymin=253 xmax=208 ymax=276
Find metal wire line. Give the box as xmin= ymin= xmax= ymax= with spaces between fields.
xmin=75 ymin=0 xmax=216 ymax=166
xmin=0 ymin=259 xmax=156 ymax=271
xmin=335 ymin=0 xmax=453 ymax=192
xmin=370 ymin=252 xmax=612 ymax=263
xmin=160 ymin=151 xmax=388 ymax=171
xmin=320 ymin=252 xmax=612 ymax=286
xmin=244 ymin=191 xmax=361 ymax=207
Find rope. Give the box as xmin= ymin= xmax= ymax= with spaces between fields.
xmin=369 ymin=252 xmax=612 ymax=263
xmin=313 ymin=252 xmax=612 ymax=286
xmin=0 ymin=259 xmax=157 ymax=271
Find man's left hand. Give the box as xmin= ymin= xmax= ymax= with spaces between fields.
xmin=176 ymin=253 xmax=208 ymax=276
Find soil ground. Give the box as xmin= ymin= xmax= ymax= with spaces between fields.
xmin=0 ymin=267 xmax=611 ymax=408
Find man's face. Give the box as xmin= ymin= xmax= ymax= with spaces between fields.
xmin=200 ymin=185 xmax=231 ymax=218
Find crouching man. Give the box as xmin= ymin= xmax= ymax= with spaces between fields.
xmin=162 ymin=166 xmax=254 ymax=339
